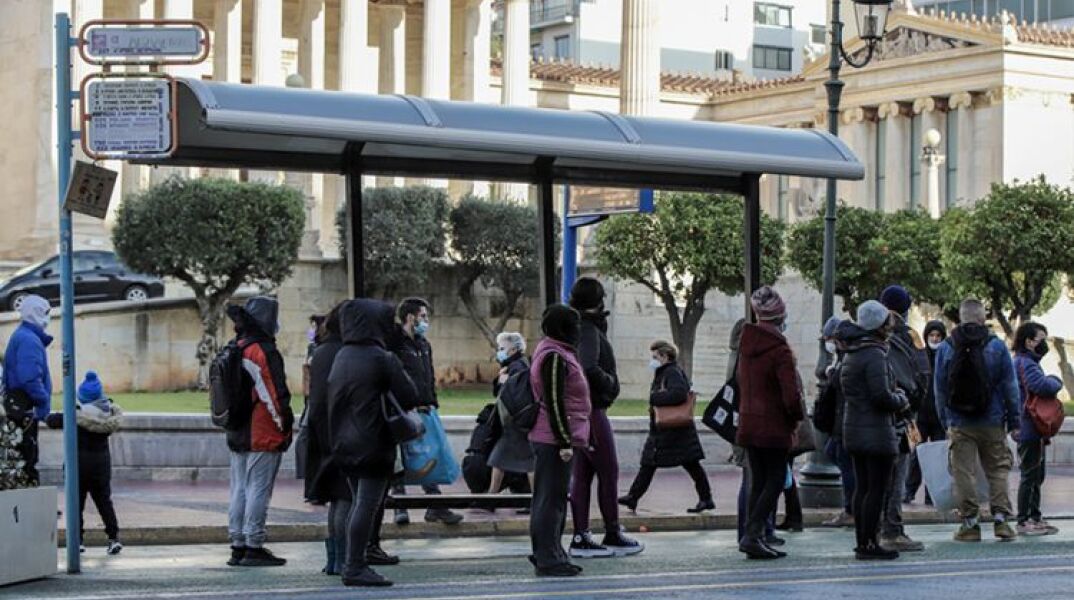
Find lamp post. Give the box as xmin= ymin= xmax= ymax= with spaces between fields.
xmin=801 ymin=0 xmax=894 ymax=508
xmin=922 ymin=128 xmax=946 ymax=219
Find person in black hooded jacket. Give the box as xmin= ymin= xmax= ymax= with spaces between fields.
xmin=904 ymin=320 xmax=948 ymax=505
xmin=327 ymin=299 xmax=421 ymax=588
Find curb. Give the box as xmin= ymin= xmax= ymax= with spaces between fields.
xmin=63 ymin=510 xmax=969 ymax=547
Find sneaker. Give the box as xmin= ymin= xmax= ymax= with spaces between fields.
xmin=342 ymin=567 xmax=393 ymax=587
xmin=994 ymin=520 xmax=1017 ymax=542
xmin=106 ymin=540 xmax=123 ymax=556
xmin=238 ymin=546 xmax=287 ymax=567
xmin=687 ymin=500 xmax=715 ymax=514
xmin=1017 ymin=522 xmax=1047 ymax=537
xmin=569 ymin=531 xmax=615 ymax=558
xmin=425 ymin=508 xmax=464 ymax=525
xmin=879 ymin=534 xmax=924 ymax=552
xmin=1035 ymin=519 xmax=1060 ymax=535
xmin=617 ymin=495 xmax=639 ymax=512
xmin=226 ymin=545 xmax=245 ymax=567
xmin=394 ymin=509 xmax=410 ymax=526
xmin=822 ymin=512 xmax=854 ymax=528
xmin=79 ymin=545 xmax=85 ymax=554
xmin=366 ymin=544 xmax=400 ymax=566
xmin=602 ymin=525 xmax=645 ymax=557
xmin=856 ymin=542 xmax=899 ymax=561
xmin=954 ymin=523 xmax=982 ymax=542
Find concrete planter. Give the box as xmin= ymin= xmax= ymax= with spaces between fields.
xmin=0 ymin=486 xmax=57 ymax=586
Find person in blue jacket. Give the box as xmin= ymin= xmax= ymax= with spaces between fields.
xmin=1011 ymin=321 xmax=1063 ymax=537
xmin=2 ymin=294 xmax=53 ymax=485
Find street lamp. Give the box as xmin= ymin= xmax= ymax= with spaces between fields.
xmin=802 ymin=0 xmax=894 ymax=508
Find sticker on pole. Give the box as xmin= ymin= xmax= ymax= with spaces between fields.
xmin=83 ymin=77 xmax=175 ymax=158
xmin=64 ymin=161 xmax=118 ymax=220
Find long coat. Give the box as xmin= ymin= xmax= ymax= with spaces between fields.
xmin=839 ymin=324 xmax=909 ymax=456
xmin=641 ymin=362 xmax=704 ymax=468
xmin=735 ymin=323 xmax=804 ymax=450
xmin=303 ymin=334 xmax=348 ymax=503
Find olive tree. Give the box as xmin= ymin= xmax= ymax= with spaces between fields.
xmin=113 ymin=177 xmax=304 ymax=384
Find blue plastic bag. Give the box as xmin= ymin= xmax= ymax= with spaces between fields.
xmin=402 ymin=408 xmax=460 ymax=486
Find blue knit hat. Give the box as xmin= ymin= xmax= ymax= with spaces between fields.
xmin=857 ymin=300 xmax=891 ymax=332
xmin=879 ymin=285 xmax=912 ymax=315
xmin=822 ymin=316 xmax=843 ymax=339
xmin=78 ymin=371 xmax=104 ymax=403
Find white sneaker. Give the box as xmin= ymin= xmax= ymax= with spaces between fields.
xmin=106 ymin=540 xmax=123 ymax=555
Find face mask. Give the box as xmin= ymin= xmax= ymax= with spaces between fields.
xmin=648 ymin=358 xmax=662 ymax=371
xmin=928 ymin=341 xmax=942 ymax=350
xmin=307 ymin=328 xmax=317 ymax=343
xmin=825 ymin=341 xmax=837 ymax=354
xmin=496 ymin=350 xmax=510 ymax=364
xmin=414 ymin=320 xmax=429 ymax=337
xmin=778 ymin=321 xmax=788 ymax=333
xmin=1036 ymin=340 xmax=1050 ymax=358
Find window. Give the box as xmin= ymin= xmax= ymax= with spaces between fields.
xmin=553 ymin=35 xmax=570 ymax=60
xmin=752 ymin=45 xmax=792 ymax=71
xmin=531 ymin=43 xmax=544 ymax=61
xmin=754 ymin=2 xmax=793 ymax=28
xmin=714 ymin=50 xmax=734 ymax=71
xmin=909 ymin=113 xmax=922 ymax=209
xmin=875 ymin=119 xmax=886 ymax=211
xmin=811 ymin=24 xmax=827 ymax=45
xmin=945 ymin=110 xmax=959 ymax=208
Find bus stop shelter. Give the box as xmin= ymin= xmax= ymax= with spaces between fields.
xmin=145 ymin=79 xmax=864 ymax=311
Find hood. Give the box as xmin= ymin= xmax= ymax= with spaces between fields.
xmin=952 ymin=322 xmax=990 ymax=346
xmin=244 ymin=296 xmax=279 ymax=336
xmin=341 ymin=298 xmax=396 ymax=346
xmin=739 ymin=322 xmax=787 ymax=358
xmin=839 ymin=321 xmax=888 ymax=353
xmin=923 ymin=320 xmax=947 ymax=341
xmin=18 ymin=294 xmax=51 ymax=330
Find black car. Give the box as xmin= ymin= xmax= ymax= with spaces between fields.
xmin=0 ymin=251 xmax=165 ymax=312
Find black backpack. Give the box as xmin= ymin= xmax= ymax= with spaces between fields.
xmin=812 ymin=364 xmax=841 ymax=435
xmin=461 ymin=403 xmax=502 ymax=493
xmin=209 ymin=339 xmax=252 ymax=430
xmin=947 ymin=333 xmax=991 ymax=416
xmin=499 ymin=361 xmax=538 ymax=433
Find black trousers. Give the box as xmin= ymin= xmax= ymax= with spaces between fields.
xmin=627 ymin=460 xmax=712 ymax=503
xmin=781 ymin=458 xmax=803 ymax=525
xmin=1017 ymin=439 xmax=1046 ymax=524
xmin=904 ymin=422 xmax=946 ymax=500
xmin=79 ymin=449 xmax=119 ymax=540
xmin=17 ymin=420 xmax=40 ymax=485
xmin=744 ymin=447 xmax=787 ymax=540
xmin=343 ymin=475 xmax=389 ymax=575
xmin=530 ymin=443 xmax=572 ymax=568
xmin=851 ymin=452 xmax=896 ymax=549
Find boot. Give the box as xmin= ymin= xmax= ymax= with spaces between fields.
xmin=322 ymin=539 xmax=339 ymax=575
xmin=738 ymin=537 xmax=781 ymax=560
xmin=617 ymin=495 xmax=639 ymax=512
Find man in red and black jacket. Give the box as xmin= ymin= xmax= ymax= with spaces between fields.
xmin=224 ymin=296 xmax=295 ymax=568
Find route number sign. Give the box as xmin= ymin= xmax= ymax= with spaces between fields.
xmin=85 ymin=79 xmax=173 ymax=156
xmin=85 ymin=26 xmax=202 ymax=58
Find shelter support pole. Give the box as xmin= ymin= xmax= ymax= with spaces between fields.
xmin=345 ymin=152 xmax=365 ymax=298
xmin=742 ymin=175 xmax=761 ymax=321
xmin=561 ymin=186 xmax=576 ymax=304
xmin=56 ymin=12 xmax=80 ymax=574
xmin=536 ymin=162 xmax=557 ymax=307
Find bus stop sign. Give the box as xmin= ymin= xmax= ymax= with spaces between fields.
xmin=84 ymin=78 xmax=175 ymax=158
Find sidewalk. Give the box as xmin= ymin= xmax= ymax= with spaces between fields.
xmin=65 ymin=465 xmax=1074 ymax=546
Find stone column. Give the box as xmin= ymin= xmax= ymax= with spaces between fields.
xmin=619 ymin=0 xmax=660 ymax=117
xmin=502 ymin=0 xmax=530 ymax=107
xmin=840 ymin=107 xmax=872 ymax=208
xmin=298 ymin=0 xmax=327 ymax=258
xmin=122 ymin=0 xmax=156 ymax=195
xmin=462 ymin=0 xmax=493 ymax=104
xmin=949 ymin=92 xmax=974 ymax=208
xmin=340 ymin=0 xmax=378 ymax=94
xmin=251 ymin=0 xmax=283 ymax=184
xmin=422 ymin=0 xmax=451 ymax=99
xmin=212 ymin=0 xmax=242 ymax=181
xmin=378 ymin=5 xmax=407 ymax=95
xmin=879 ymin=101 xmax=910 ymax=212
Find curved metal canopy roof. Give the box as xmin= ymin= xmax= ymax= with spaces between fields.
xmin=152 ymin=79 xmax=863 ymax=190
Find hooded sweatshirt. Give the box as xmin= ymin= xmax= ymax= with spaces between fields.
xmin=3 ymin=295 xmax=53 ymax=420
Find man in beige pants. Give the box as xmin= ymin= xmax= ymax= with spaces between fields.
xmin=933 ymin=299 xmax=1021 ymax=542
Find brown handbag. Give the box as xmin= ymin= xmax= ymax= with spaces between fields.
xmin=654 ymin=389 xmax=697 ymax=430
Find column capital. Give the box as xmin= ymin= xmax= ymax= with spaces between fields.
xmin=948 ymin=91 xmax=974 ymax=110
xmin=985 ymin=86 xmax=1022 ymax=106
xmin=912 ymin=97 xmax=935 ymax=114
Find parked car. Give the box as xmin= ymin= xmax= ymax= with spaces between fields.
xmin=0 ymin=251 xmax=164 ymax=312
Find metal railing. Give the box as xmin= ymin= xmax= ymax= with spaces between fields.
xmin=530 ymin=0 xmax=579 ymax=25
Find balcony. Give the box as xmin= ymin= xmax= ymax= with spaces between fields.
xmin=531 ymin=0 xmax=580 ymax=29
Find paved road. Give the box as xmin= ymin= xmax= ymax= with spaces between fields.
xmin=10 ymin=522 xmax=1074 ymax=599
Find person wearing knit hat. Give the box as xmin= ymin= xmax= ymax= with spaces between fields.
xmin=750 ymin=286 xmax=786 ymax=323
xmin=857 ymin=300 xmax=891 ymax=332
xmin=903 ymin=320 xmax=949 ymax=506
xmin=879 ymin=285 xmax=912 ymax=317
xmin=45 ymin=370 xmax=124 ymax=555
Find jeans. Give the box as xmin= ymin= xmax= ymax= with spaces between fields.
xmin=571 ymin=408 xmax=621 ymax=533
xmin=228 ymin=451 xmax=282 ymax=548
xmin=736 ymin=465 xmax=775 ymax=542
xmin=1017 ymin=439 xmax=1046 ymax=524
xmin=825 ymin=437 xmax=855 ymax=513
xmin=79 ymin=449 xmax=119 ymax=541
xmin=851 ymin=452 xmax=895 ymax=549
xmin=531 ymin=443 xmax=573 ymax=568
xmin=744 ymin=447 xmax=787 ymax=541
xmin=627 ymin=460 xmax=712 ymax=503
xmin=343 ymin=475 xmax=389 ymax=575
xmin=949 ymin=427 xmax=1013 ymax=519
xmin=881 ymin=452 xmax=911 ymax=537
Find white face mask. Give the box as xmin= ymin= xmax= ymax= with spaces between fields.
xmin=825 ymin=341 xmax=837 ymax=354
xmin=648 ymin=358 xmax=662 ymax=371
xmin=928 ymin=341 xmax=942 ymax=350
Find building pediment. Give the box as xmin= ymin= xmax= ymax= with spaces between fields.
xmin=846 ymin=26 xmax=977 ymax=63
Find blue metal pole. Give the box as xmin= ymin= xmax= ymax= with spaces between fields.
xmin=55 ymin=12 xmax=80 ymax=574
xmin=561 ymin=185 xmax=577 ymax=304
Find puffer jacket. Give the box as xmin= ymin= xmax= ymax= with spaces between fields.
xmin=576 ymin=312 xmax=620 ymax=410
xmin=388 ymin=325 xmax=439 ymax=408
xmin=1013 ymin=350 xmax=1064 ymax=443
xmin=839 ymin=323 xmax=910 ymax=456
xmin=2 ymin=321 xmax=53 ymax=421
xmin=327 ymin=299 xmax=421 ymax=478
xmin=529 ymin=337 xmax=591 ymax=448
xmin=735 ymin=322 xmax=804 ymax=450
xmin=934 ymin=323 xmax=1020 ymax=431
xmin=226 ymin=297 xmax=294 ymax=453
xmin=304 ymin=332 xmax=347 ymax=503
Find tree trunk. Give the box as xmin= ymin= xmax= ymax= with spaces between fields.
xmin=195 ymin=296 xmax=227 ymax=389
xmin=457 ymin=275 xmax=498 ymax=349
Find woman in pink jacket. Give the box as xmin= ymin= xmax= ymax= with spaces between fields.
xmin=528 ymin=304 xmax=592 ymax=577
